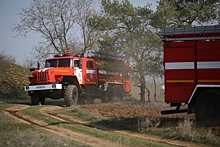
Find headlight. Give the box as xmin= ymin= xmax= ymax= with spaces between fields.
xmin=25 ymin=86 xmax=29 ymax=90
xmin=52 ymin=84 xmax=56 ymax=88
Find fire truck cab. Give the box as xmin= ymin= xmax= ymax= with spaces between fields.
xmin=159 ymin=25 xmax=220 ymax=126
xmin=24 ymin=50 xmax=131 ymax=106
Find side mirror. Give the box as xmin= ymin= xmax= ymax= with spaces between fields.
xmin=37 ymin=62 xmax=40 ymax=69
xmin=29 ymin=68 xmax=36 ymax=71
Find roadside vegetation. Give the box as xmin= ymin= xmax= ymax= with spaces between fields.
xmin=138 ymin=118 xmax=220 ymax=146
xmin=0 ymin=61 xmax=30 ymax=101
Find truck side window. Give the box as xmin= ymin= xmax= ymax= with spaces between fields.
xmin=74 ymin=60 xmax=79 ymax=68
xmin=86 ymin=61 xmax=93 ymax=68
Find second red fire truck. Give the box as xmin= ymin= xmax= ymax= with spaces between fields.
xmin=24 ymin=50 xmax=131 ymax=106
xmin=159 ymin=25 xmax=220 ymax=126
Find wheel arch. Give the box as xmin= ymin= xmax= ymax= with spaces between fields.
xmin=103 ymin=82 xmax=124 ymax=92
xmin=62 ymin=76 xmax=81 ymax=92
xmin=188 ymin=85 xmax=220 ymax=113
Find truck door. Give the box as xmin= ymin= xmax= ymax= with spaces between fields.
xmin=73 ymin=59 xmax=83 ymax=84
xmin=164 ymin=41 xmax=196 ymax=103
xmin=85 ymin=59 xmax=97 ymax=85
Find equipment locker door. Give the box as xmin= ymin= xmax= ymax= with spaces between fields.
xmin=196 ymin=40 xmax=220 ymax=85
xmin=85 ymin=60 xmax=97 ymax=85
xmin=164 ymin=41 xmax=196 ymax=103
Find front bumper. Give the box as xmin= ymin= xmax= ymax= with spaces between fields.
xmin=24 ymin=84 xmax=62 ymax=91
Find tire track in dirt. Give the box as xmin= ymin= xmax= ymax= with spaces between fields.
xmin=3 ymin=105 xmax=126 ymax=147
xmin=40 ymin=106 xmax=207 ymax=147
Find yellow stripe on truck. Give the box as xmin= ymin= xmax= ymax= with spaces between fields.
xmin=198 ymin=80 xmax=220 ymax=83
xmin=166 ymin=80 xmax=194 ymax=83
xmin=54 ymin=70 xmax=70 ymax=73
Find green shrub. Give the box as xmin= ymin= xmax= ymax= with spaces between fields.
xmin=0 ymin=61 xmax=30 ymax=100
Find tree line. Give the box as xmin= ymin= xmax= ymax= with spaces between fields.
xmin=11 ymin=0 xmax=220 ymax=101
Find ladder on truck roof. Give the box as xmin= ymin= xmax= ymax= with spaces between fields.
xmin=159 ymin=25 xmax=220 ymax=41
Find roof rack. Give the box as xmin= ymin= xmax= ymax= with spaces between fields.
xmin=159 ymin=25 xmax=220 ymax=36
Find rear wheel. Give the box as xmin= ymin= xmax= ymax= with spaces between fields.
xmin=195 ymin=90 xmax=220 ymax=126
xmin=101 ymin=86 xmax=113 ymax=103
xmin=112 ymin=85 xmax=124 ymax=102
xmin=64 ymin=85 xmax=78 ymax=107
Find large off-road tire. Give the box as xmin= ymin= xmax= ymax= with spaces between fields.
xmin=101 ymin=86 xmax=113 ymax=103
xmin=40 ymin=96 xmax=45 ymax=105
xmin=195 ymin=90 xmax=220 ymax=127
xmin=112 ymin=85 xmax=124 ymax=102
xmin=31 ymin=93 xmax=40 ymax=105
xmin=64 ymin=85 xmax=78 ymax=107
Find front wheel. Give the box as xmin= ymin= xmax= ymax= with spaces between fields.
xmin=64 ymin=85 xmax=78 ymax=107
xmin=195 ymin=90 xmax=220 ymax=126
xmin=40 ymin=96 xmax=45 ymax=105
xmin=31 ymin=93 xmax=40 ymax=105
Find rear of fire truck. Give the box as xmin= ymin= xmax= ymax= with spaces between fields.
xmin=24 ymin=50 xmax=131 ymax=106
xmin=159 ymin=25 xmax=220 ymax=126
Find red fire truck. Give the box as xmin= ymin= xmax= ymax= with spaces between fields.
xmin=24 ymin=50 xmax=131 ymax=106
xmin=159 ymin=25 xmax=220 ymax=126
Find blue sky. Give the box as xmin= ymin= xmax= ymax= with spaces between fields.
xmin=0 ymin=0 xmax=157 ymax=65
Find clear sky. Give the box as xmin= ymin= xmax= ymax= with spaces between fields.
xmin=0 ymin=0 xmax=157 ymax=65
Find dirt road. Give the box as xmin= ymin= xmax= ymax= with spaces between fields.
xmin=3 ymin=104 xmax=121 ymax=147
xmin=3 ymin=103 xmax=215 ymax=147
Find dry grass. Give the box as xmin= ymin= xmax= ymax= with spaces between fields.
xmin=176 ymin=119 xmax=194 ymax=138
xmin=137 ymin=117 xmax=161 ymax=131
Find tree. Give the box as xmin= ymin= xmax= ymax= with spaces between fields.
xmin=0 ymin=50 xmax=16 ymax=64
xmin=74 ymin=0 xmax=100 ymax=52
xmin=152 ymin=0 xmax=220 ymax=29
xmin=13 ymin=0 xmax=99 ymax=61
xmin=126 ymin=29 xmax=163 ymax=102
xmin=90 ymin=0 xmax=163 ymax=102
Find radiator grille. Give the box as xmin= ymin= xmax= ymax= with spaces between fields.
xmin=35 ymin=72 xmax=49 ymax=82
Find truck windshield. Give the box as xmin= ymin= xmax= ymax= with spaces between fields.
xmin=45 ymin=59 xmax=71 ymax=67
xmin=58 ymin=59 xmax=70 ymax=67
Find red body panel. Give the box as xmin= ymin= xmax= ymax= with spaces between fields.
xmin=164 ymin=41 xmax=196 ymax=103
xmin=196 ymin=40 xmax=220 ymax=85
xmin=164 ymin=41 xmax=196 ymax=62
xmin=197 ymin=40 xmax=220 ymax=61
